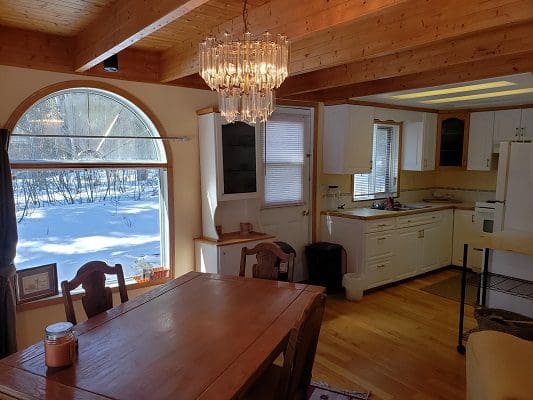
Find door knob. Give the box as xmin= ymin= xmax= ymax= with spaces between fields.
xmin=302 ymin=210 xmax=310 ymax=216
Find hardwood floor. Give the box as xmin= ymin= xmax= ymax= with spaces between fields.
xmin=313 ymin=269 xmax=476 ymax=400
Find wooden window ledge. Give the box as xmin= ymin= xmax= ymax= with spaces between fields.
xmin=16 ymin=277 xmax=171 ymax=313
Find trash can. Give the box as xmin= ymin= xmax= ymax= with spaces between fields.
xmin=342 ymin=273 xmax=365 ymax=301
xmin=305 ymin=242 xmax=345 ymax=293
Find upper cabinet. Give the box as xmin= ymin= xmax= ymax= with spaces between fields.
xmin=436 ymin=112 xmax=469 ymax=169
xmin=401 ymin=112 xmax=437 ymax=171
xmin=323 ymin=104 xmax=374 ymax=174
xmin=467 ymin=111 xmax=494 ymax=171
xmin=493 ymin=108 xmax=533 ymax=151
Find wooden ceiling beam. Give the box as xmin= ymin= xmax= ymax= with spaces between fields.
xmin=159 ymin=0 xmax=410 ymax=82
xmin=74 ymin=0 xmax=210 ymax=72
xmin=160 ymin=0 xmax=533 ymax=83
xmin=284 ymin=51 xmax=533 ymax=102
xmin=278 ymin=22 xmax=533 ymax=97
xmin=0 ymin=26 xmax=160 ymax=84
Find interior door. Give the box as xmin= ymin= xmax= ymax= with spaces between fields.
xmin=259 ymin=107 xmax=313 ymax=282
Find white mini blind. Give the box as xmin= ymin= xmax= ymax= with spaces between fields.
xmin=262 ymin=113 xmax=307 ymax=207
xmin=353 ymin=124 xmax=399 ymax=201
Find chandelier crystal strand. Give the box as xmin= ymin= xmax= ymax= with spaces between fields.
xmin=199 ymin=27 xmax=288 ymax=124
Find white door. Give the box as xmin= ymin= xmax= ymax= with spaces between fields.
xmin=259 ymin=107 xmax=313 ymax=282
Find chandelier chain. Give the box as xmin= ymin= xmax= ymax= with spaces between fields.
xmin=242 ymin=0 xmax=248 ymax=33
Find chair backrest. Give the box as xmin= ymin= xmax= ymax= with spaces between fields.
xmin=274 ymin=241 xmax=297 ymax=283
xmin=239 ymin=242 xmax=293 ymax=280
xmin=277 ymin=293 xmax=326 ymax=400
xmin=61 ymin=261 xmax=128 ymax=324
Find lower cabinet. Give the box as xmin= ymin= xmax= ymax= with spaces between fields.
xmin=452 ymin=210 xmax=483 ymax=270
xmin=194 ymin=238 xmax=274 ymax=276
xmin=321 ymin=209 xmax=454 ymax=290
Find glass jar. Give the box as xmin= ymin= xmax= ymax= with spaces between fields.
xmin=44 ymin=322 xmax=78 ymax=368
xmin=326 ymin=185 xmax=340 ymax=211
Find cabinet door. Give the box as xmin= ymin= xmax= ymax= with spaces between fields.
xmin=494 ymin=109 xmax=522 ymax=142
xmin=437 ymin=112 xmax=469 ymax=168
xmin=521 ymin=108 xmax=533 ymax=139
xmin=401 ymin=121 xmax=423 ymax=170
xmin=323 ymin=105 xmax=373 ymax=174
xmin=420 ymin=224 xmax=441 ymax=273
xmin=467 ymin=111 xmax=494 ymax=171
xmin=366 ymin=257 xmax=394 ymax=288
xmin=452 ymin=210 xmax=482 ymax=269
xmin=422 ymin=113 xmax=437 ymax=170
xmin=395 ymin=226 xmax=421 ymax=280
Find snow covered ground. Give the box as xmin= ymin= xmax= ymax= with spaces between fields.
xmin=15 ymin=195 xmax=161 ymax=283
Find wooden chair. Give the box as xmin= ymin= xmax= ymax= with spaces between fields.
xmin=61 ymin=261 xmax=129 ymax=325
xmin=239 ymin=242 xmax=294 ymax=281
xmin=244 ymin=293 xmax=327 ymax=400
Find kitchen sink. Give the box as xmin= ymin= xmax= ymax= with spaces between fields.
xmin=368 ymin=204 xmax=432 ymax=212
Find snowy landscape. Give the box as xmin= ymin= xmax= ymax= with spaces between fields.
xmin=13 ymin=168 xmax=163 ymax=283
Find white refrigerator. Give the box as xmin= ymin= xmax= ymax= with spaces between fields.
xmin=489 ymin=141 xmax=533 ymax=317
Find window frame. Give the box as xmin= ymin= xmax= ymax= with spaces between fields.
xmin=352 ymin=121 xmax=402 ymax=202
xmin=6 ymin=81 xmax=175 ymax=294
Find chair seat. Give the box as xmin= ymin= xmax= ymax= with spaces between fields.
xmin=466 ymin=330 xmax=533 ymax=400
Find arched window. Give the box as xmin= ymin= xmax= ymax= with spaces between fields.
xmin=9 ymin=87 xmax=170 ymax=286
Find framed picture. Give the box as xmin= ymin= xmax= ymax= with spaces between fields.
xmin=15 ymin=263 xmax=58 ymax=304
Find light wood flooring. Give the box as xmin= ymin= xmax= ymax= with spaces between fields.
xmin=313 ymin=269 xmax=475 ymax=400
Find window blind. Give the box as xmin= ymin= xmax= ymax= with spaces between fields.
xmin=262 ymin=113 xmax=307 ymax=207
xmin=353 ymin=124 xmax=399 ymax=201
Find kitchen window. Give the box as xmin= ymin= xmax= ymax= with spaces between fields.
xmin=262 ymin=112 xmax=309 ymax=207
xmin=9 ymin=87 xmax=171 ymax=286
xmin=353 ymin=123 xmax=400 ymax=201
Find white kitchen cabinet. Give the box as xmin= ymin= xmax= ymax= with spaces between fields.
xmin=194 ymin=238 xmax=274 ymax=276
xmin=467 ymin=111 xmax=494 ymax=171
xmin=452 ymin=210 xmax=483 ymax=270
xmin=494 ymin=109 xmax=522 ymax=143
xmin=323 ymin=104 xmax=374 ymax=174
xmin=420 ymin=223 xmax=442 ymax=273
xmin=401 ymin=112 xmax=437 ymax=171
xmin=521 ymin=108 xmax=533 ymax=139
xmin=366 ymin=257 xmax=394 ymax=288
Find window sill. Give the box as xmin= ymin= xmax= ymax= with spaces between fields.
xmin=15 ymin=277 xmax=172 ymax=313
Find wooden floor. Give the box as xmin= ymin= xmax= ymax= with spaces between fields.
xmin=313 ymin=269 xmax=475 ymax=400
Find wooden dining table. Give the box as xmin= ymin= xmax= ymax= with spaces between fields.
xmin=0 ymin=272 xmax=324 ymax=400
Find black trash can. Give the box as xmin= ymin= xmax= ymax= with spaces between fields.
xmin=305 ymin=242 xmax=345 ymax=293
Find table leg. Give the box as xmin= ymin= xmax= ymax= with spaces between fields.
xmin=457 ymin=243 xmax=468 ymax=354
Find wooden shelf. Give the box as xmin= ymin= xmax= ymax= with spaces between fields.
xmin=194 ymin=231 xmax=275 ymax=247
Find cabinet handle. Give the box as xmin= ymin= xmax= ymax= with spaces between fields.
xmin=377 ymin=264 xmax=385 ymax=268
xmin=378 ymin=223 xmax=387 ymax=227
xmin=515 ymin=127 xmax=519 ymax=138
xmin=377 ymin=237 xmax=387 ymax=241
xmin=471 ymin=215 xmax=475 ymax=223
xmin=486 ymin=159 xmax=490 ymax=168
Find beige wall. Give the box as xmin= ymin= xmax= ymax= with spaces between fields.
xmin=0 ymin=65 xmax=216 ymax=348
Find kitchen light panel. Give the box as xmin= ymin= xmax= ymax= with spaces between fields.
xmin=420 ymin=88 xmax=533 ymax=104
xmin=387 ymin=81 xmax=516 ymax=99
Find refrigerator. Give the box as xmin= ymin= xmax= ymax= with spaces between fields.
xmin=489 ymin=141 xmax=533 ymax=317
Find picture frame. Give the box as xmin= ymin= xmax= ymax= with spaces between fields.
xmin=15 ymin=263 xmax=58 ymax=304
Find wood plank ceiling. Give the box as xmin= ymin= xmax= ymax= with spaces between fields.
xmin=0 ymin=0 xmax=531 ymax=102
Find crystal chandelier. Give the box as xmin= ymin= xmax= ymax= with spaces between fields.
xmin=198 ymin=0 xmax=289 ymax=125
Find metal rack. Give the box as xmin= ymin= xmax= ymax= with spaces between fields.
xmin=457 ymin=243 xmax=533 ymax=353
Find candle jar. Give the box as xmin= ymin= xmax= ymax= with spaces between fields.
xmin=44 ymin=322 xmax=78 ymax=368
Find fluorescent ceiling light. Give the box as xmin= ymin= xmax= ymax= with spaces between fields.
xmin=387 ymin=81 xmax=516 ymax=99
xmin=419 ymin=88 xmax=533 ymax=104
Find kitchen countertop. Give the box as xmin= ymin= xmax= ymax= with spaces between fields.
xmin=321 ymin=202 xmax=474 ymax=220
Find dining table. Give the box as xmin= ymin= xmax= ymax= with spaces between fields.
xmin=0 ymin=272 xmax=324 ymax=400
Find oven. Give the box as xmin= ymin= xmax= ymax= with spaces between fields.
xmin=474 ymin=201 xmax=497 ymax=233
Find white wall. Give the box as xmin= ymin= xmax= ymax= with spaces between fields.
xmin=0 ymin=65 xmax=217 ymax=347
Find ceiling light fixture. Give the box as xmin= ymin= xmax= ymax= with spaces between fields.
xmin=420 ymin=88 xmax=533 ymax=104
xmin=387 ymin=81 xmax=516 ymax=100
xmin=198 ymin=0 xmax=289 ymax=124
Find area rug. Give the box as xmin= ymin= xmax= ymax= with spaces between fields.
xmin=308 ymin=381 xmax=370 ymax=399
xmin=421 ymin=271 xmax=479 ymax=306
